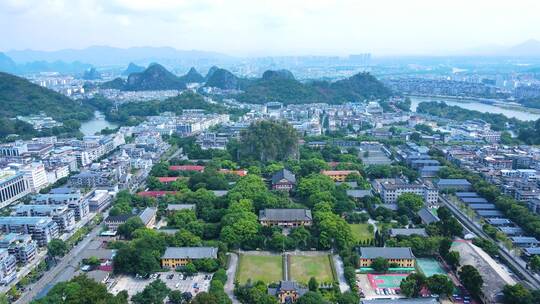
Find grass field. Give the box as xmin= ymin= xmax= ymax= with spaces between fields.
xmin=290 ymin=255 xmax=334 ymax=284
xmin=349 ymin=223 xmax=374 ymax=243
xmin=236 ymin=254 xmax=283 ymax=284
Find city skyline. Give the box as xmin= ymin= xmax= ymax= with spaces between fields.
xmin=1 ymin=0 xmax=540 ymax=56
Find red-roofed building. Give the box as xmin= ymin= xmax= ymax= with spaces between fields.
xmin=219 ymin=169 xmax=248 ymax=177
xmin=157 ymin=177 xmax=180 ymax=183
xmin=169 ymin=165 xmax=205 ymax=172
xmin=138 ymin=191 xmax=179 ymax=198
xmin=321 ymin=170 xmax=360 ymax=182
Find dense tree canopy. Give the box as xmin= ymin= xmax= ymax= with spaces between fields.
xmin=238 ymin=120 xmax=299 ymax=162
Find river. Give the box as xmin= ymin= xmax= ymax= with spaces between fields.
xmin=80 ymin=111 xmax=118 ymax=136
xmin=409 ymin=96 xmax=540 ymax=121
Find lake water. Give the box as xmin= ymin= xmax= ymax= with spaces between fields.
xmin=410 ymin=96 xmax=540 ymax=121
xmin=80 ymin=111 xmax=118 ymax=136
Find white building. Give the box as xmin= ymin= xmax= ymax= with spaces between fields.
xmin=0 ymin=168 xmax=30 ymax=209
xmin=21 ymin=162 xmax=49 ymax=193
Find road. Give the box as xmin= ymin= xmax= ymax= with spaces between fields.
xmin=16 ymin=212 xmax=106 ymax=304
xmin=440 ymin=195 xmax=540 ymax=289
xmin=224 ymin=253 xmax=240 ymax=304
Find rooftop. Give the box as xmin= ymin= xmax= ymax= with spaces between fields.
xmin=346 ymin=189 xmax=373 ymax=198
xmin=162 ymin=247 xmax=218 ymax=259
xmin=389 ymin=228 xmax=428 ymax=237
xmin=456 ymin=192 xmax=479 ymax=197
xmin=259 ymin=209 xmax=312 ymax=222
xmin=437 ymin=178 xmax=471 ymax=186
xmin=166 ymin=204 xmax=196 ymax=211
xmin=272 ymin=168 xmax=296 ymax=184
xmin=417 ymin=207 xmax=440 ymax=224
xmin=358 ymin=247 xmax=415 ymax=260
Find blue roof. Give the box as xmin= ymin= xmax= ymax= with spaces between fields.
xmin=486 ymin=218 xmax=511 ymax=225
xmin=437 ymin=179 xmax=471 ymax=186
xmin=462 ymin=197 xmax=489 ymax=203
xmin=511 ymin=237 xmax=540 ymax=244
xmin=456 ymin=192 xmax=478 ymax=197
xmin=524 ymin=247 xmax=540 ymax=255
xmin=469 ymin=203 xmax=497 ymax=210
xmin=477 ymin=210 xmax=504 ymax=217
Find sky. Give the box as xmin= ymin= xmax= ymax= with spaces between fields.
xmin=1 ymin=0 xmax=540 ymax=56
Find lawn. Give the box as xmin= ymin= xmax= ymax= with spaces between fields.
xmin=236 ymin=254 xmax=283 ymax=284
xmin=349 ymin=223 xmax=374 ymax=243
xmin=289 ymin=255 xmax=334 ymax=285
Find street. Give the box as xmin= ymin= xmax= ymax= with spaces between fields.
xmin=440 ymin=195 xmax=540 ymax=289
xmin=16 ymin=212 xmax=105 ymax=304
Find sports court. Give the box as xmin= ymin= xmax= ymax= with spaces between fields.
xmin=367 ymin=273 xmax=408 ymax=289
xmin=417 ymin=258 xmax=447 ymax=277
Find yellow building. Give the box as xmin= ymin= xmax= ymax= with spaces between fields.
xmin=321 ymin=170 xmax=360 ymax=182
xmin=161 ymin=247 xmax=218 ymax=268
xmin=358 ymin=247 xmax=415 ymax=268
xmin=268 ymin=281 xmax=308 ymax=303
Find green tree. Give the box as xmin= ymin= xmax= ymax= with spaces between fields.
xmin=308 ymin=277 xmax=318 ymax=292
xmin=530 ymin=255 xmax=540 ymax=273
xmin=400 ymin=273 xmax=426 ymax=297
xmin=426 ymin=274 xmax=453 ymax=296
xmin=31 ymin=275 xmax=128 ymax=304
xmin=502 ymin=284 xmax=533 ymax=304
xmin=131 ymin=279 xmax=170 ymax=304
xmin=182 ymin=262 xmax=197 ymax=276
xmin=296 ymin=291 xmax=326 ymax=304
xmin=117 ymin=217 xmax=145 ymax=239
xmin=168 ymin=290 xmax=183 ymax=304
xmin=336 ymin=291 xmax=359 ymax=304
xmin=371 ymin=257 xmax=389 ymax=273
xmin=397 ymin=193 xmax=424 ymax=213
xmin=47 ymin=239 xmax=68 ymax=260
xmin=445 ymin=251 xmax=460 ymax=270
xmin=459 ymin=265 xmax=483 ymax=297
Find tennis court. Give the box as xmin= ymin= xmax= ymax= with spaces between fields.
xmin=417 ymin=258 xmax=447 ymax=277
xmin=367 ymin=273 xmax=408 ymax=289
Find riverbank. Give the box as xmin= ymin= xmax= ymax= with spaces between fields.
xmin=80 ymin=111 xmax=118 ymax=136
xmin=409 ymin=95 xmax=540 ymax=121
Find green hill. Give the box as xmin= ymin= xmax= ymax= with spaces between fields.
xmin=230 ymin=69 xmax=392 ymax=105
xmin=205 ymin=68 xmax=243 ymax=90
xmin=124 ymin=63 xmax=187 ymax=91
xmin=179 ymin=67 xmax=205 ymax=83
xmin=0 ymin=72 xmax=94 ymax=138
xmin=122 ymin=62 xmax=145 ymax=76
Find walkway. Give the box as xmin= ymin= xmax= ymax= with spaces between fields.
xmin=332 ymin=254 xmax=350 ymax=293
xmin=224 ymin=253 xmax=240 ymax=304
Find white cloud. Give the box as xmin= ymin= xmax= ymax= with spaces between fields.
xmin=0 ymin=0 xmax=539 ymax=55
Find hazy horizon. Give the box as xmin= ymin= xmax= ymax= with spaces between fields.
xmin=1 ymin=0 xmax=540 ymax=56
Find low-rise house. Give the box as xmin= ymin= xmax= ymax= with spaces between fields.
xmin=157 ymin=177 xmax=180 ymax=184
xmin=436 ymin=179 xmax=472 ymax=191
xmin=510 ymin=237 xmax=540 ymax=248
xmin=358 ymin=247 xmax=415 ymax=268
xmin=259 ymin=209 xmax=312 ymax=227
xmin=161 ymin=247 xmax=218 ymax=268
xmin=417 ymin=207 xmax=440 ymax=225
xmin=104 ymin=214 xmax=134 ymax=231
xmin=268 ymin=281 xmax=308 ymax=303
xmin=486 ymin=218 xmax=512 ymax=226
xmin=477 ymin=210 xmax=504 ymax=218
xmin=169 ymin=165 xmax=205 ymax=172
xmin=139 ymin=207 xmax=157 ymax=228
xmin=469 ymin=203 xmax=497 ymax=210
xmin=271 ymin=169 xmax=296 ymax=191
xmin=346 ymin=190 xmax=373 ymax=200
xmin=321 ymin=170 xmax=360 ymax=182
xmin=166 ymin=204 xmax=196 ymax=214
xmin=389 ymin=228 xmax=428 ymax=238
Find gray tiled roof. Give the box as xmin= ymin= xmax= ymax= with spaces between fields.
xmin=259 ymin=209 xmax=312 ymax=222
xmin=437 ymin=179 xmax=471 ymax=186
xmin=462 ymin=197 xmax=489 ymax=203
xmin=272 ymin=169 xmax=296 ymax=184
xmin=417 ymin=207 xmax=440 ymax=224
xmin=162 ymin=247 xmax=218 ymax=259
xmin=139 ymin=207 xmax=157 ymax=225
xmin=166 ymin=204 xmax=196 ymax=211
xmin=389 ymin=228 xmax=428 ymax=237
xmin=358 ymin=247 xmax=415 ymax=259
xmin=346 ymin=190 xmax=373 ymax=198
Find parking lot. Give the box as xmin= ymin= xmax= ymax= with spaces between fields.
xmin=110 ymin=271 xmax=212 ymax=297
